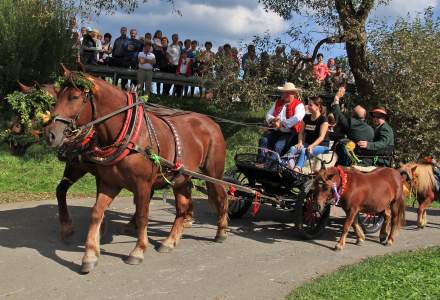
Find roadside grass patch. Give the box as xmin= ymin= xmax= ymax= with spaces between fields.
xmin=287 ymin=247 xmax=440 ymax=300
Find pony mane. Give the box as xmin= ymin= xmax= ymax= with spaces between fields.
xmin=407 ymin=162 xmax=435 ymax=195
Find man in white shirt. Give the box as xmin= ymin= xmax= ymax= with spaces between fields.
xmin=163 ymin=33 xmax=181 ymax=96
xmin=137 ymin=41 xmax=156 ymax=95
xmin=257 ymin=82 xmax=305 ymax=164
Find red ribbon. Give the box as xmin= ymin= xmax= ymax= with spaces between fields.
xmin=174 ymin=161 xmax=183 ymax=170
xmin=252 ymin=192 xmax=261 ymax=217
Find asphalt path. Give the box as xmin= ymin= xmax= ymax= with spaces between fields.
xmin=0 ymin=197 xmax=439 ymax=300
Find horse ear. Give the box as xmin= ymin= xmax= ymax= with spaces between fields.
xmin=17 ymin=81 xmax=31 ymax=93
xmin=59 ymin=63 xmax=71 ymax=77
xmin=76 ymin=61 xmax=86 ymax=73
xmin=411 ymin=166 xmax=417 ymax=173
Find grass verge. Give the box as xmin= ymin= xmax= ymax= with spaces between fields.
xmin=287 ymin=247 xmax=440 ymax=300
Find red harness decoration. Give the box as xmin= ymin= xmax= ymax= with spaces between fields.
xmin=228 ymin=186 xmax=236 ymax=197
xmin=84 ymin=93 xmax=144 ymax=165
xmin=336 ymin=166 xmax=348 ymax=196
xmin=252 ymin=192 xmax=261 ymax=217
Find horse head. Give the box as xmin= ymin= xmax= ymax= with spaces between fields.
xmin=313 ymin=167 xmax=341 ymax=213
xmin=399 ymin=163 xmax=418 ymax=198
xmin=45 ymin=63 xmax=125 ymax=148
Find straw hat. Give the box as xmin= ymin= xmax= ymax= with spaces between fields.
xmin=277 ymin=82 xmax=300 ymax=92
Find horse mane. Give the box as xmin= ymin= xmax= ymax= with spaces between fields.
xmin=408 ymin=162 xmax=435 ymax=195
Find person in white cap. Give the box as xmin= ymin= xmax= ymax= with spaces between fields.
xmin=257 ymin=82 xmax=305 ymax=164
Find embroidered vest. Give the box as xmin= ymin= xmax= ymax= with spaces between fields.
xmin=273 ymin=97 xmax=303 ymax=133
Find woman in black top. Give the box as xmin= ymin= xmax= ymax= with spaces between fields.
xmin=286 ymin=96 xmax=330 ymax=172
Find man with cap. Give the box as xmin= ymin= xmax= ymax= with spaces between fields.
xmin=257 ymin=82 xmax=305 ymax=164
xmin=331 ymin=87 xmax=374 ymax=166
xmin=357 ymin=106 xmax=394 ymax=165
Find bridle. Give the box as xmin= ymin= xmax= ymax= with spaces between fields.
xmin=51 ymin=91 xmax=97 ymax=141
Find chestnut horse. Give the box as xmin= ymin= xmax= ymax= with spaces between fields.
xmin=313 ymin=167 xmax=405 ymax=250
xmin=400 ymin=162 xmax=438 ymax=228
xmin=44 ymin=66 xmax=228 ymax=273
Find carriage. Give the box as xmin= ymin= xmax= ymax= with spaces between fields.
xmin=223 ymin=147 xmax=388 ymax=239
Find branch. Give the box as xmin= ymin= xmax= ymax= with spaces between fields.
xmin=311 ymin=35 xmax=346 ymax=62
xmin=356 ymin=0 xmax=375 ymax=20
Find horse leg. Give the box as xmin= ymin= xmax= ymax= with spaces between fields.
xmin=81 ymin=183 xmax=121 ymax=274
xmin=126 ymin=183 xmax=152 ymax=264
xmin=158 ymin=182 xmax=192 ymax=253
xmin=335 ymin=208 xmax=358 ymax=251
xmin=183 ymin=196 xmax=194 ymax=228
xmin=417 ymin=198 xmax=430 ymax=229
xmin=206 ymin=181 xmax=228 ymax=242
xmin=56 ymin=163 xmax=88 ymax=241
xmin=380 ymin=207 xmax=391 ymax=244
xmin=352 ymin=216 xmax=365 ymax=245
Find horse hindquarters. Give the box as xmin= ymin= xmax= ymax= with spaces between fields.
xmin=202 ymin=124 xmax=228 ymax=242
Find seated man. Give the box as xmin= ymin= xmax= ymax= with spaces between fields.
xmin=257 ymin=82 xmax=305 ymax=164
xmin=357 ymin=107 xmax=394 ymax=166
xmin=331 ymin=87 xmax=374 ymax=166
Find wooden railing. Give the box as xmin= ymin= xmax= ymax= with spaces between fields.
xmin=84 ymin=64 xmax=203 ymax=86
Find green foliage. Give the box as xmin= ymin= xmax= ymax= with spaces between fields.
xmin=54 ymin=72 xmax=94 ymax=93
xmin=368 ymin=10 xmax=440 ymax=161
xmin=0 ymin=0 xmax=75 ymax=100
xmin=3 ymin=89 xmax=54 ymax=130
xmin=288 ymin=247 xmax=440 ymax=299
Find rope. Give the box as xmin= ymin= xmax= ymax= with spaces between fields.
xmin=149 ymin=152 xmax=173 ymax=185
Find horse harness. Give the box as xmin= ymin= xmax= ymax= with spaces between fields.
xmin=54 ymin=92 xmax=188 ymax=180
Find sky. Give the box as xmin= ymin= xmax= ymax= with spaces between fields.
xmin=86 ymin=0 xmax=440 ymax=58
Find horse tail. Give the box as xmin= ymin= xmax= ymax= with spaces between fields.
xmin=394 ymin=177 xmax=406 ymax=229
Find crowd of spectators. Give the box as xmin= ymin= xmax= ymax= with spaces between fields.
xmin=73 ymin=26 xmax=352 ymax=96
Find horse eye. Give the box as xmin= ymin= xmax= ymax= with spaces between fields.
xmin=69 ymin=95 xmax=80 ymax=101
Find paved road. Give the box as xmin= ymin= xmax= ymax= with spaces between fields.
xmin=0 ymin=197 xmax=439 ymax=300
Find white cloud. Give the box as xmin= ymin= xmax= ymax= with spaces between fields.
xmin=372 ymin=0 xmax=438 ymax=19
xmin=90 ymin=0 xmax=287 ymax=48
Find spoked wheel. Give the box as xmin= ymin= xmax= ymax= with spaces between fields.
xmin=295 ymin=179 xmax=331 ymax=240
xmin=357 ymin=212 xmax=384 ymax=234
xmin=224 ymin=167 xmax=253 ymax=219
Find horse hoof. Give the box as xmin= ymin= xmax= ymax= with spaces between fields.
xmin=183 ymin=221 xmax=193 ymax=228
xmin=334 ymin=244 xmax=343 ymax=251
xmin=80 ymin=261 xmax=98 ymax=274
xmin=214 ymin=235 xmax=227 ymax=243
xmin=385 ymin=240 xmax=393 ymax=247
xmin=379 ymin=235 xmax=388 ymax=244
xmin=125 ymin=256 xmax=143 ymax=265
xmin=356 ymin=239 xmax=364 ymax=246
xmin=157 ymin=244 xmax=174 ymax=253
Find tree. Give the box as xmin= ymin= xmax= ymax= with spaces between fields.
xmin=260 ymin=0 xmax=390 ymax=105
xmin=368 ymin=10 xmax=440 ymax=160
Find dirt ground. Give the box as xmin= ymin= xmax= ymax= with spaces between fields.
xmin=0 ymin=197 xmax=439 ymax=300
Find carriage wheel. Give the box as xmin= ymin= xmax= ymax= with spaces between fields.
xmin=358 ymin=212 xmax=385 ymax=234
xmin=224 ymin=167 xmax=253 ymax=219
xmin=295 ymin=179 xmax=331 ymax=240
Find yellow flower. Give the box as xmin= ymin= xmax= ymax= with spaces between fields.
xmin=345 ymin=140 xmax=356 ymax=152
